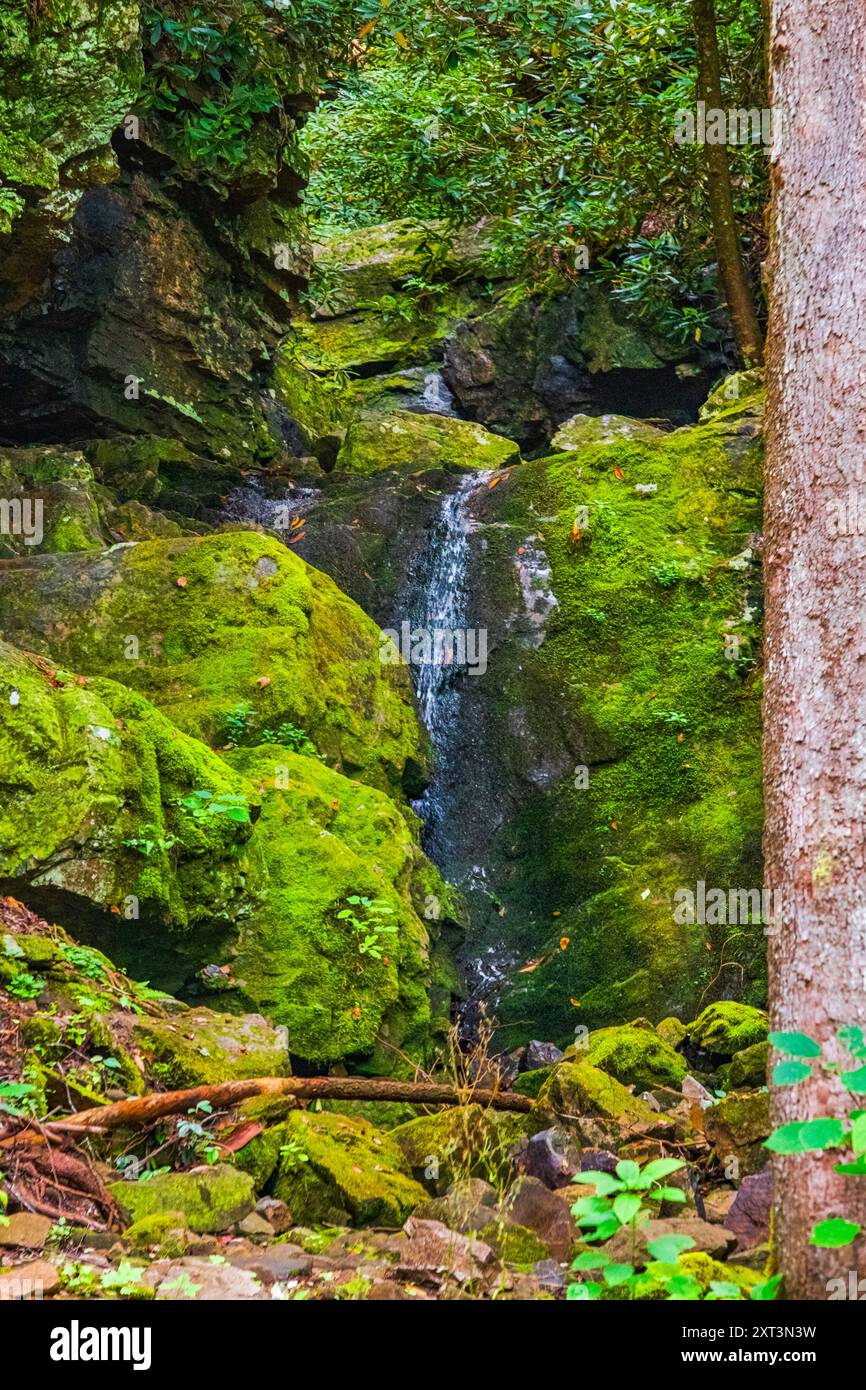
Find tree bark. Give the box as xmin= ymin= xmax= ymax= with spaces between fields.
xmin=765 ymin=0 xmax=866 ymax=1299
xmin=693 ymin=0 xmax=764 ymax=363
xmin=49 ymin=1075 xmax=533 ymax=1134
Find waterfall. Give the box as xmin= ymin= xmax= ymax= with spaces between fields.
xmin=405 ymin=469 xmax=493 ymax=863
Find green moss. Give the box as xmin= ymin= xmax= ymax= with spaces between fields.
xmin=268 ymin=1110 xmax=427 ymax=1226
xmin=722 ymin=1040 xmax=769 ymax=1089
xmin=110 ymin=1164 xmax=255 ymax=1233
xmin=0 ymin=531 xmax=424 ymax=798
xmin=487 ymin=395 xmax=765 ymax=1038
xmin=656 ymin=1017 xmax=687 ymax=1049
xmin=703 ymin=1089 xmax=770 ymax=1176
xmin=336 ymin=412 xmax=520 ymax=475
xmin=537 ymin=1061 xmax=661 ymax=1133
xmin=479 ymin=1221 xmax=550 ymax=1267
xmin=677 ymin=1251 xmax=762 ymax=1296
xmin=124 ymin=1210 xmax=192 ymax=1258
xmin=132 ymin=1008 xmax=290 ymax=1088
xmin=390 ymin=1104 xmax=531 ymax=1191
xmin=511 ymin=1069 xmax=550 ymax=1100
xmin=583 ymin=1024 xmax=687 ymax=1090
xmin=688 ymin=1002 xmax=768 ymax=1057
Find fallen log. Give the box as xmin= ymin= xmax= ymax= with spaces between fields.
xmin=49 ymin=1075 xmax=534 ymax=1133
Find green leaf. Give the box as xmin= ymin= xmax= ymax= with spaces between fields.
xmin=566 ymin=1281 xmax=601 ymax=1300
xmin=838 ymin=1026 xmax=866 ymax=1058
xmin=810 ymin=1218 xmax=861 ymax=1248
xmin=665 ymin=1274 xmax=703 ymax=1300
xmin=707 ymin=1280 xmax=742 ymax=1300
xmin=751 ymin=1274 xmax=782 ymax=1301
xmin=603 ymin=1263 xmax=634 ymax=1286
xmin=571 ymin=1250 xmax=609 ymax=1271
xmin=764 ymin=1118 xmax=846 ymax=1153
xmin=835 ymin=1154 xmax=866 ymax=1176
xmin=768 ymin=1031 xmax=821 ymax=1058
xmin=655 ymin=1186 xmax=686 ymax=1203
xmin=841 ymin=1065 xmax=866 ymax=1093
xmin=640 ymin=1157 xmax=685 ymax=1183
xmin=772 ymin=1060 xmax=812 ymax=1086
xmin=615 ymin=1159 xmax=641 ymax=1185
xmin=612 ymin=1193 xmax=642 ymax=1224
xmin=850 ymin=1114 xmax=866 ymax=1154
xmin=646 ymin=1233 xmax=696 ymax=1262
xmin=568 ymin=1171 xmax=620 ymax=1195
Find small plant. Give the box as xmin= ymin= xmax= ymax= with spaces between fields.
xmin=122 ymin=824 xmax=177 ymax=856
xmin=57 ymin=944 xmax=107 ymax=982
xmin=279 ymin=1137 xmax=310 ymax=1170
xmin=569 ymin=1157 xmax=781 ymax=1301
xmin=766 ymin=1026 xmax=866 ymax=1248
xmin=258 ymin=721 xmax=320 ymax=757
xmin=176 ymin=1100 xmax=221 ymax=1165
xmin=336 ymin=896 xmax=397 ymax=960
xmin=177 ymin=789 xmax=250 ymax=824
xmin=223 ymin=702 xmax=257 ymax=745
xmin=6 ymin=971 xmax=44 ymax=1001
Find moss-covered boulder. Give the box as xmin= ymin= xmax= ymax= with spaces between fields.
xmin=0 ymin=530 xmax=425 ymax=798
xmin=703 ymin=1090 xmax=770 ymax=1177
xmin=551 ymin=414 xmax=665 ymax=451
xmin=390 ymin=1104 xmax=530 ymax=1194
xmin=582 ymin=1024 xmax=687 ymax=1091
xmin=220 ymin=745 xmax=460 ymax=1065
xmin=112 ymin=1165 xmax=255 ymax=1234
xmin=688 ymin=1003 xmax=768 ymax=1058
xmin=536 ymin=1062 xmax=668 ymax=1148
xmin=656 ymin=1017 xmax=688 ymax=1050
xmin=0 ymin=639 xmax=257 ymax=939
xmin=336 ymin=412 xmax=520 ymax=475
xmin=0 ymin=448 xmax=106 ymax=554
xmin=132 ymin=1009 xmax=290 ymax=1089
xmin=722 ymin=1041 xmax=769 ymax=1090
xmin=262 ymin=1110 xmax=427 ymax=1227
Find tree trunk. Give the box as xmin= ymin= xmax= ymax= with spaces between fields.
xmin=47 ymin=1075 xmax=533 ymax=1134
xmin=765 ymin=0 xmax=866 ymax=1300
xmin=693 ymin=0 xmax=764 ymax=363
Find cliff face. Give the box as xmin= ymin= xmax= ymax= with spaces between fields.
xmin=0 ymin=0 xmax=314 ymax=467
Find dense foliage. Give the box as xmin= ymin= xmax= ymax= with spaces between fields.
xmin=301 ymin=0 xmax=768 ymax=343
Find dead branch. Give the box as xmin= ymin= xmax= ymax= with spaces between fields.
xmin=48 ymin=1074 xmax=534 ymax=1134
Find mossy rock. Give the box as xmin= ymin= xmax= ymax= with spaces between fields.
xmin=552 ymin=414 xmax=666 ymax=451
xmin=478 ymin=1221 xmax=550 ymax=1267
xmin=111 ymin=1165 xmax=255 ymax=1233
xmin=0 ymin=447 xmax=107 ymax=553
xmin=656 ymin=1017 xmax=687 ymax=1050
xmin=336 ymin=411 xmax=520 ymax=476
xmin=511 ymin=1069 xmax=551 ymax=1100
xmin=722 ymin=1041 xmax=769 ymax=1090
xmin=536 ymin=1062 xmax=667 ymax=1148
xmin=0 ymin=530 xmax=425 ymax=799
xmin=390 ymin=1104 xmax=530 ymax=1193
xmin=688 ymin=1003 xmax=768 ymax=1058
xmin=132 ymin=1008 xmax=290 ymax=1089
xmin=267 ymin=1110 xmax=427 ymax=1227
xmin=703 ymin=1089 xmax=770 ymax=1177
xmin=582 ymin=1024 xmax=687 ymax=1091
xmin=221 ymin=745 xmax=458 ymax=1066
xmin=0 ymin=639 xmax=256 ymax=940
xmin=124 ymin=1210 xmax=193 ymax=1258
xmin=677 ymin=1250 xmax=762 ymax=1296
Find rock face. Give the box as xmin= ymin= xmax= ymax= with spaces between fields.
xmin=0 ymin=2 xmax=313 ymax=467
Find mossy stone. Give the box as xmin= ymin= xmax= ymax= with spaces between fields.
xmin=583 ymin=1024 xmax=687 ymax=1090
xmin=110 ymin=1165 xmax=255 ymax=1234
xmin=688 ymin=1003 xmax=768 ymax=1058
xmin=336 ymin=411 xmax=520 ymax=476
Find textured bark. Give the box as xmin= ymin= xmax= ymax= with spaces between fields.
xmin=765 ymin=0 xmax=866 ymax=1300
xmin=693 ymin=0 xmax=764 ymax=362
xmin=50 ymin=1075 xmax=533 ymax=1133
